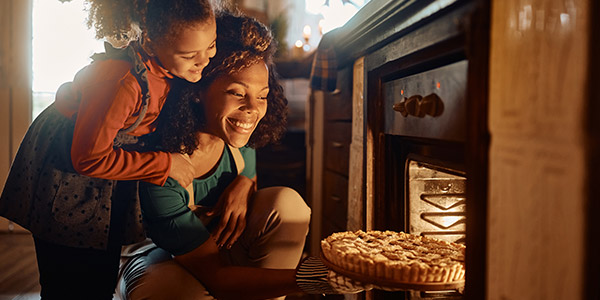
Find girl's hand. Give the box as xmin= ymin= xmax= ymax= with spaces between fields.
xmin=208 ymin=175 xmax=256 ymax=249
xmin=169 ymin=153 xmax=195 ymax=188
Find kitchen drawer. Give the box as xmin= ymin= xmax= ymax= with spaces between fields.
xmin=383 ymin=60 xmax=468 ymax=142
xmin=324 ymin=67 xmax=352 ymax=121
xmin=324 ymin=121 xmax=352 ymax=175
xmin=322 ymin=170 xmax=348 ymax=232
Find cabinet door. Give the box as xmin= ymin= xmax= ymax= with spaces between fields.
xmin=324 ymin=67 xmax=353 ymax=121
xmin=322 ymin=170 xmax=348 ymax=238
xmin=323 ymin=122 xmax=352 ymax=176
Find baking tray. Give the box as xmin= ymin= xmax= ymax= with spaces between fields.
xmin=320 ymin=252 xmax=465 ymax=291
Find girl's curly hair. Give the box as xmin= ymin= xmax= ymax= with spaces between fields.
xmin=84 ymin=0 xmax=213 ymax=44
xmin=153 ymin=10 xmax=288 ymax=154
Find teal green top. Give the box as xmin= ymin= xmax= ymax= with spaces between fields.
xmin=139 ymin=146 xmax=256 ymax=256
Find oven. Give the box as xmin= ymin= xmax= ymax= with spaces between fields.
xmin=363 ymin=1 xmax=489 ymax=299
xmin=371 ymin=56 xmax=468 ymax=300
xmin=383 ymin=59 xmax=468 ymax=247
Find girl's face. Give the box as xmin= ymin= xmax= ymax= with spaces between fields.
xmin=153 ymin=18 xmax=217 ymax=83
xmin=202 ymin=62 xmax=269 ymax=148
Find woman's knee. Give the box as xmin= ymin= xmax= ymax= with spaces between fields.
xmin=254 ymin=186 xmax=311 ymax=225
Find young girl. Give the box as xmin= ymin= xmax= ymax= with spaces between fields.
xmin=0 ymin=0 xmax=216 ymax=299
xmin=118 ymin=11 xmax=371 ymax=300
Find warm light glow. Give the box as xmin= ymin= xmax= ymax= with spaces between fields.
xmin=436 ymin=82 xmax=441 ymax=89
xmin=560 ymin=13 xmax=571 ymax=26
xmin=305 ymin=0 xmax=368 ymax=35
xmin=401 ymin=89 xmax=404 ymax=95
xmin=302 ymin=25 xmax=312 ymax=41
xmin=294 ymin=40 xmax=304 ymax=48
xmin=318 ymin=19 xmax=325 ymax=35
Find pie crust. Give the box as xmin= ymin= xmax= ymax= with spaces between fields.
xmin=321 ymin=230 xmax=465 ymax=284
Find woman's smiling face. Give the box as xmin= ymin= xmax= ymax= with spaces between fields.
xmin=202 ymin=61 xmax=269 ymax=147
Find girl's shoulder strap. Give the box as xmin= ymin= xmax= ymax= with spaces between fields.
xmin=91 ymin=41 xmax=132 ymax=62
xmin=186 ymin=145 xmax=245 ymax=210
xmin=94 ymin=41 xmax=152 ymax=146
xmin=227 ymin=144 xmax=245 ymax=175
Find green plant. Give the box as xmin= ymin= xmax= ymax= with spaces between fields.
xmin=269 ymin=12 xmax=289 ymax=58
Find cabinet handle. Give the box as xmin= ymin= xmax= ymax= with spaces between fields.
xmin=331 ymin=141 xmax=344 ymax=148
xmin=331 ymin=196 xmax=341 ymax=202
xmin=392 ymin=93 xmax=444 ymax=118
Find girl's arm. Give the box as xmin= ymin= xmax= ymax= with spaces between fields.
xmin=61 ymin=61 xmax=195 ymax=186
xmin=70 ymin=73 xmax=169 ymax=184
xmin=173 ymin=237 xmax=302 ymax=300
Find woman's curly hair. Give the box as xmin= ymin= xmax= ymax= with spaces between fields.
xmin=83 ymin=0 xmax=213 ymax=44
xmin=153 ymin=10 xmax=288 ymax=154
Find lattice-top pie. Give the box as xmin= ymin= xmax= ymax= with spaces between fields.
xmin=321 ymin=230 xmax=465 ymax=284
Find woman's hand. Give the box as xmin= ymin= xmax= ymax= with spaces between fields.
xmin=208 ymin=175 xmax=256 ymax=248
xmin=169 ymin=153 xmax=196 ymax=188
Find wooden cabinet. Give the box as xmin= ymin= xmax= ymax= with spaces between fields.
xmin=306 ymin=66 xmax=353 ymax=255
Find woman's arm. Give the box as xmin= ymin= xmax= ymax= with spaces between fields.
xmin=208 ymin=175 xmax=255 ymax=248
xmin=209 ymin=146 xmax=258 ymax=248
xmin=174 ymin=237 xmax=302 ymax=300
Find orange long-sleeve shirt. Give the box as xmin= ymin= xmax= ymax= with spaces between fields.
xmin=54 ymin=50 xmax=174 ymax=186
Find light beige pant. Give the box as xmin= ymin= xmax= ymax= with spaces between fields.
xmin=118 ymin=187 xmax=311 ymax=300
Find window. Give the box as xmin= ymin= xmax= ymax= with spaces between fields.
xmin=32 ymin=0 xmax=104 ymax=119
xmin=305 ymin=0 xmax=369 ymax=34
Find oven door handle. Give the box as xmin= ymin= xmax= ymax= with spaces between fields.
xmin=393 ymin=93 xmax=444 ymax=117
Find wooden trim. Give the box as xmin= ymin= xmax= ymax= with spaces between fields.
xmin=585 ymin=0 xmax=600 ymax=298
xmin=334 ymin=0 xmax=465 ymax=68
xmin=366 ymin=62 xmax=383 ymax=231
xmin=307 ymin=90 xmax=325 ymax=256
xmin=463 ymin=1 xmax=490 ymax=299
xmin=0 ymin=0 xmax=32 ymax=232
xmin=347 ymin=57 xmax=366 ymax=231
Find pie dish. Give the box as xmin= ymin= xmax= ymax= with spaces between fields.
xmin=320 ymin=230 xmax=465 ymax=289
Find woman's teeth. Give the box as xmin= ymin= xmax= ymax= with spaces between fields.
xmin=232 ymin=121 xmax=253 ymax=129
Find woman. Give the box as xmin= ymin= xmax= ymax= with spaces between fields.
xmin=118 ymin=10 xmax=370 ymax=300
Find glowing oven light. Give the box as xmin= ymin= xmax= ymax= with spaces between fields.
xmin=436 ymin=82 xmax=441 ymax=89
xmin=401 ymin=89 xmax=404 ymax=95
